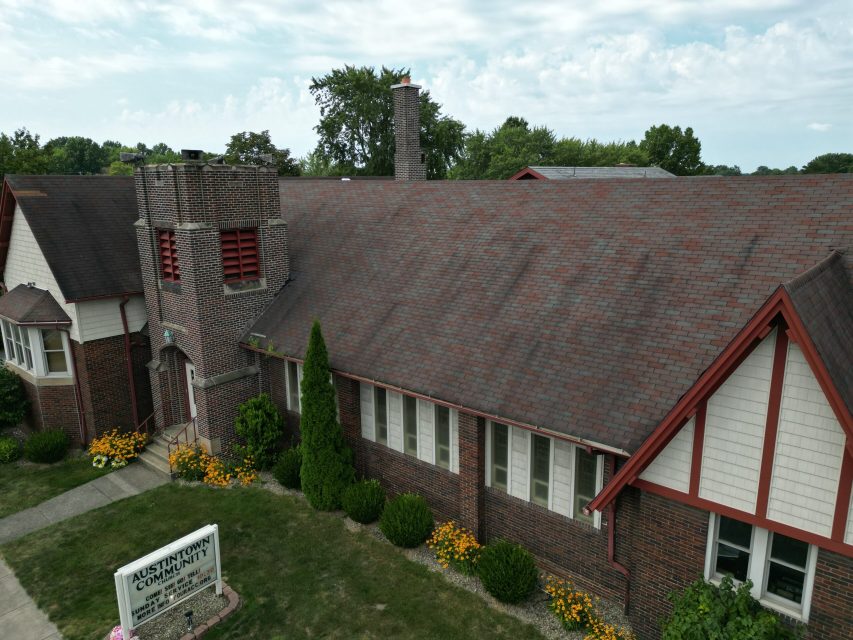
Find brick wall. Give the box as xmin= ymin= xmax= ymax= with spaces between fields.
xmin=808 ymin=548 xmax=853 ymax=639
xmin=392 ymin=83 xmax=426 ymax=181
xmin=19 ymin=375 xmax=80 ymax=444
xmin=135 ymin=163 xmax=287 ymax=451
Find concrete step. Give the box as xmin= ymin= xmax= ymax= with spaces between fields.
xmin=138 ymin=444 xmax=172 ymax=477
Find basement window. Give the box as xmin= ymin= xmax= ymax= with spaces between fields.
xmin=158 ymin=229 xmax=180 ymax=282
xmin=220 ymin=228 xmax=259 ymax=282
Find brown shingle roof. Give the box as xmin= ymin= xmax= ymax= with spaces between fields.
xmin=1 ymin=176 xmax=141 ymax=301
xmin=785 ymin=251 xmax=853 ymax=418
xmin=0 ymin=284 xmax=71 ymax=325
xmin=249 ymin=176 xmax=853 ymax=453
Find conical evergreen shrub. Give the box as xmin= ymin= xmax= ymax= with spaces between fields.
xmin=299 ymin=320 xmax=355 ymax=510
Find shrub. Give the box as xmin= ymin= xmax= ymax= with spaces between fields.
xmin=0 ymin=367 xmax=29 ymax=430
xmin=342 ymin=479 xmax=386 ymax=523
xmin=661 ymin=576 xmax=801 ymax=640
xmin=477 ymin=539 xmax=538 ymax=604
xmin=234 ymin=393 xmax=284 ymax=469
xmin=23 ymin=429 xmax=69 ymax=463
xmin=273 ymin=446 xmax=302 ymax=489
xmin=428 ymin=521 xmax=481 ymax=575
xmin=0 ymin=435 xmax=20 ymax=463
xmin=299 ymin=321 xmax=355 ymax=510
xmin=380 ymin=493 xmax=434 ymax=548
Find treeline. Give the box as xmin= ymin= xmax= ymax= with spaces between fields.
xmin=0 ymin=129 xmax=299 ymax=181
xmin=2 ymin=64 xmax=851 ymax=181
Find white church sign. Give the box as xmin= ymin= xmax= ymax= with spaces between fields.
xmin=114 ymin=524 xmax=222 ymax=636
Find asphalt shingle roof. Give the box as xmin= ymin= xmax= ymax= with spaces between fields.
xmin=526 ymin=166 xmax=675 ymax=179
xmin=3 ymin=175 xmax=141 ymax=301
xmin=247 ymin=176 xmax=853 ymax=454
xmin=0 ymin=284 xmax=71 ymax=325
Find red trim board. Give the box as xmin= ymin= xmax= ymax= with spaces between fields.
xmin=508 ymin=167 xmax=548 ymax=181
xmin=832 ymin=448 xmax=853 ymax=542
xmin=688 ymin=402 xmax=706 ymax=497
xmin=755 ymin=327 xmax=789 ymax=519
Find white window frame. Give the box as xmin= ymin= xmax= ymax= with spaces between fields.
xmin=434 ymin=404 xmax=452 ymax=470
xmin=485 ymin=421 xmax=603 ymax=528
xmin=0 ymin=322 xmax=71 ymax=378
xmin=373 ymin=386 xmax=389 ymax=445
xmin=402 ymin=394 xmax=419 ymax=458
xmin=285 ymin=361 xmax=302 ymax=414
xmin=704 ymin=513 xmax=818 ymax=622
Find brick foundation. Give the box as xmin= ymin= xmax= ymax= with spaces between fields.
xmin=19 ymin=374 xmax=80 ymax=444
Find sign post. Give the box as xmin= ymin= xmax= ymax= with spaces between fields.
xmin=114 ymin=524 xmax=221 ymax=639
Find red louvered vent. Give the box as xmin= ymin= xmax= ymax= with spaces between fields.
xmin=220 ymin=228 xmax=259 ymax=282
xmin=158 ymin=229 xmax=180 ymax=282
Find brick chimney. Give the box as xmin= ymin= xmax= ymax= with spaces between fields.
xmin=391 ymin=76 xmax=426 ymax=181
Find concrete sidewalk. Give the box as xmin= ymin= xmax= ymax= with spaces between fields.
xmin=0 ymin=557 xmax=60 ymax=640
xmin=0 ymin=462 xmax=168 ymax=545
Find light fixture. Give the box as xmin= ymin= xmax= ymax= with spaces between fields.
xmin=163 ymin=329 xmax=175 ymax=345
xmin=184 ymin=610 xmax=194 ymax=631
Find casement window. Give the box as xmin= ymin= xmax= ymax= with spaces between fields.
xmin=41 ymin=329 xmax=68 ymax=374
xmin=0 ymin=321 xmax=70 ymax=378
xmin=490 ymin=422 xmax=510 ymax=492
xmin=285 ymin=361 xmax=302 ymax=413
xmin=434 ymin=405 xmax=451 ymax=470
xmin=220 ymin=228 xmax=259 ymax=282
xmin=359 ymin=382 xmax=457 ymax=473
xmin=158 ymin=229 xmax=180 ymax=282
xmin=403 ymin=395 xmax=418 ymax=457
xmin=530 ymin=434 xmax=551 ymax=507
xmin=374 ymin=387 xmax=388 ymax=445
xmin=486 ymin=421 xmax=603 ymax=527
xmin=705 ymin=514 xmax=817 ymax=620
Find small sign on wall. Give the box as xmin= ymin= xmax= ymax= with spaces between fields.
xmin=113 ymin=524 xmax=222 ymax=637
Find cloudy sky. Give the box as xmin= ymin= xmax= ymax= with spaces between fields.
xmin=1 ymin=0 xmax=850 ymax=171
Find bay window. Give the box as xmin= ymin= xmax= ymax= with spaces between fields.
xmin=706 ymin=514 xmax=817 ymax=620
xmin=0 ymin=321 xmax=71 ymax=377
xmin=41 ymin=329 xmax=68 ymax=373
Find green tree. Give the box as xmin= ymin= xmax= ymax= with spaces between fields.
xmin=44 ymin=136 xmax=107 ymax=174
xmin=802 ymin=152 xmax=853 ymax=174
xmin=752 ymin=165 xmax=799 ymax=175
xmin=0 ymin=128 xmax=50 ymax=178
xmin=640 ymin=124 xmax=703 ymax=175
xmin=309 ymin=65 xmax=465 ymax=179
xmin=299 ymin=320 xmax=355 ymax=510
xmin=484 ymin=117 xmax=556 ymax=179
xmin=702 ymin=164 xmax=742 ymax=176
xmin=225 ymin=130 xmax=299 ymax=176
xmin=234 ymin=393 xmax=284 ymax=469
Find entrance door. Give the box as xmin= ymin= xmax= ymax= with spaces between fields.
xmin=185 ymin=361 xmax=198 ymax=420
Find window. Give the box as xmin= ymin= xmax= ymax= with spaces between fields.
xmin=40 ymin=330 xmax=68 ymax=374
xmin=706 ymin=514 xmax=817 ymax=619
xmin=220 ymin=228 xmax=259 ymax=282
xmin=158 ymin=229 xmax=180 ymax=282
xmin=2 ymin=321 xmax=15 ymax=364
xmin=374 ymin=387 xmax=388 ymax=445
xmin=491 ymin=422 xmax=509 ymax=492
xmin=434 ymin=405 xmax=451 ymax=469
xmin=530 ymin=434 xmax=551 ymax=507
xmin=11 ymin=324 xmax=33 ymax=370
xmin=286 ymin=361 xmax=301 ymax=413
xmin=573 ymin=448 xmax=598 ymax=525
xmin=403 ymin=395 xmax=418 ymax=456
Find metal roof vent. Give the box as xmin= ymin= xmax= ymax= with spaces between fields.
xmin=181 ymin=149 xmax=204 ymax=162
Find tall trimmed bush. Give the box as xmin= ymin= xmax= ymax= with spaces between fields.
xmin=299 ymin=321 xmax=355 ymax=510
xmin=477 ymin=539 xmax=538 ymax=604
xmin=380 ymin=493 xmax=434 ymax=547
xmin=662 ymin=576 xmax=801 ymax=639
xmin=234 ymin=393 xmax=284 ymax=469
xmin=0 ymin=367 xmax=29 ymax=430
xmin=343 ymin=479 xmax=386 ymax=523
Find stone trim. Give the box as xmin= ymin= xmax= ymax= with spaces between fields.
xmin=194 ymin=365 xmax=259 ymax=389
xmin=177 ymin=582 xmax=241 ymax=640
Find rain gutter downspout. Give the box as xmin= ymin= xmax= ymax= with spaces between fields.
xmin=62 ymin=328 xmax=87 ymax=446
xmin=119 ymin=296 xmax=140 ymax=427
xmin=607 ymin=454 xmax=631 ymax=614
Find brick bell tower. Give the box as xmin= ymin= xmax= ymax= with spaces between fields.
xmin=134 ymin=153 xmax=289 ymax=453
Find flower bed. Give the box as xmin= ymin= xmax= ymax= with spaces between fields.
xmin=427 ymin=520 xmax=481 ymax=575
xmin=545 ymin=576 xmax=634 ymax=639
xmin=88 ymin=429 xmax=147 ymax=469
xmin=168 ymin=444 xmax=257 ymax=487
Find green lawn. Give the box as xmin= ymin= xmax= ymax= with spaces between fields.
xmin=1 ymin=484 xmax=544 ymax=640
xmin=0 ymin=455 xmax=109 ymax=518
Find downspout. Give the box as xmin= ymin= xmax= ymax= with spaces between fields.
xmin=62 ymin=328 xmax=88 ymax=446
xmin=119 ymin=296 xmax=140 ymax=427
xmin=607 ymin=454 xmax=631 ymax=614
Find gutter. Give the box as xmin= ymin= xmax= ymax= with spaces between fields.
xmin=240 ymin=343 xmax=630 ymax=457
xmin=607 ymin=454 xmax=631 ymax=614
xmin=119 ymin=296 xmax=140 ymax=427
xmin=62 ymin=328 xmax=88 ymax=446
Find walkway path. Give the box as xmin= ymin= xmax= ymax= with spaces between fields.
xmin=0 ymin=463 xmax=168 ymax=639
xmin=0 ymin=462 xmax=168 ymax=544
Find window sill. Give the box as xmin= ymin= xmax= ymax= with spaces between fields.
xmin=223 ymin=277 xmax=266 ymax=296
xmin=3 ymin=362 xmax=73 ymax=386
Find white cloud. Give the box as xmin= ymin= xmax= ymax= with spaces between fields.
xmin=807 ymin=122 xmax=832 ymax=132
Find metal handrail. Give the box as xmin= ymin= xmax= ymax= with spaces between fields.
xmin=134 ymin=412 xmax=156 ymax=438
xmin=166 ymin=417 xmax=199 ymax=473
